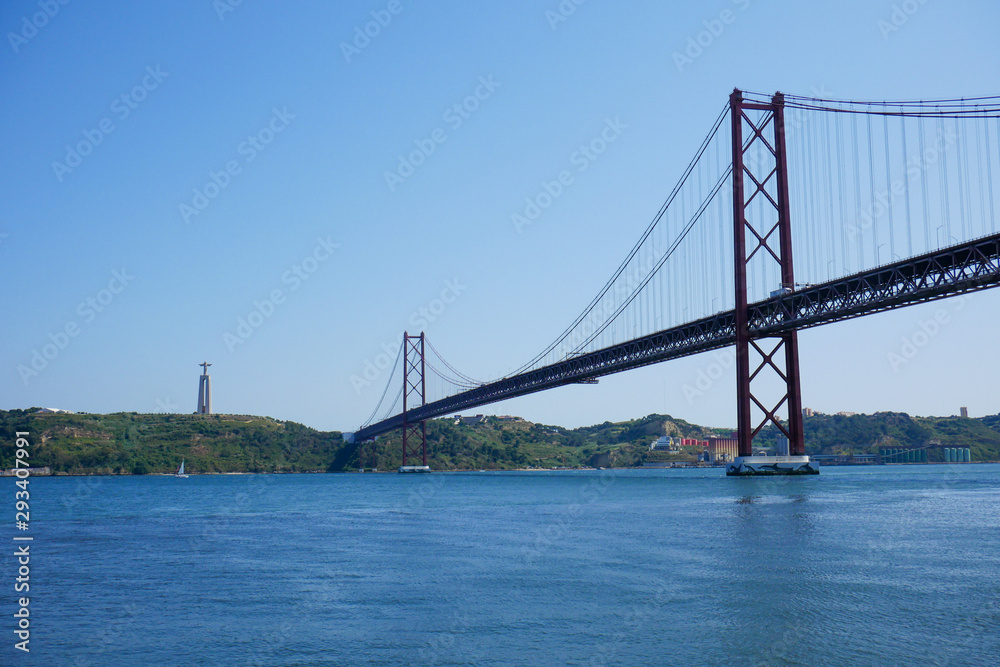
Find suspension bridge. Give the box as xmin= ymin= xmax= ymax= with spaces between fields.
xmin=352 ymin=89 xmax=1000 ymax=475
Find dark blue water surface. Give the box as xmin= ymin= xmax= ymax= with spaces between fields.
xmin=3 ymin=464 xmax=998 ymax=666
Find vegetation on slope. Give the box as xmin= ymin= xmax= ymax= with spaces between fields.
xmin=0 ymin=410 xmax=342 ymax=475
xmin=760 ymin=411 xmax=1000 ymax=461
xmin=1 ymin=408 xmax=997 ymax=475
xmin=358 ymin=414 xmax=728 ymax=471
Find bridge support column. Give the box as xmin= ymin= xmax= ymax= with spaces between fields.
xmin=729 ymin=89 xmax=816 ymax=476
xmin=400 ymin=331 xmax=430 ymax=473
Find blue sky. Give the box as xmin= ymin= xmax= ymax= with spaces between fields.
xmin=2 ymin=0 xmax=999 ymax=432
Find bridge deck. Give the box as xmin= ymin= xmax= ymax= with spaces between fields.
xmin=353 ymin=233 xmax=1000 ymax=442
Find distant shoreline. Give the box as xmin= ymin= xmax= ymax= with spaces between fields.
xmin=5 ymin=409 xmax=999 ymax=476
xmin=18 ymin=461 xmax=1000 ymax=478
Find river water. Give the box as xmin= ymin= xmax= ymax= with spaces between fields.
xmin=6 ymin=464 xmax=999 ymax=666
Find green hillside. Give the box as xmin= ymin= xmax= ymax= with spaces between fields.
xmin=358 ymin=413 xmax=728 ymax=471
xmin=0 ymin=410 xmax=344 ymax=475
xmin=1 ymin=408 xmax=998 ymax=475
xmin=761 ymin=411 xmax=1000 ymax=461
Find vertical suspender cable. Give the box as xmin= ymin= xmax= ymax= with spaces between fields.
xmin=812 ymin=111 xmax=822 ymax=283
xmin=851 ymin=115 xmax=863 ymax=269
xmin=987 ymin=118 xmax=997 ymax=233
xmin=900 ymin=110 xmax=913 ymax=257
xmin=884 ymin=109 xmax=895 ymax=260
xmin=918 ymin=117 xmax=930 ymax=250
xmin=974 ymin=118 xmax=986 ymax=238
xmin=825 ymin=113 xmax=836 ymax=278
xmin=938 ymin=117 xmax=951 ymax=243
xmin=962 ymin=118 xmax=972 ymax=237
xmin=963 ymin=117 xmax=974 ymax=238
xmin=836 ymin=114 xmax=848 ymax=273
xmin=955 ymin=116 xmax=968 ymax=239
xmin=867 ymin=114 xmax=878 ymax=265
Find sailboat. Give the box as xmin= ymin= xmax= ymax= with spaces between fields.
xmin=175 ymin=460 xmax=189 ymax=478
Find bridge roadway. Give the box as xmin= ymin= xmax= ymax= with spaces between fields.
xmin=353 ymin=232 xmax=1000 ymax=442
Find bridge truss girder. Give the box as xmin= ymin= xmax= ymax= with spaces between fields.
xmin=353 ymin=233 xmax=1000 ymax=443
